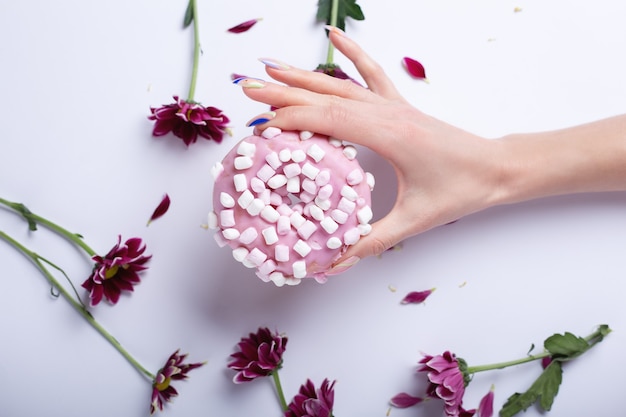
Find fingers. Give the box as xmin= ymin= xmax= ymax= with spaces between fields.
xmin=326 ymin=27 xmax=402 ymax=100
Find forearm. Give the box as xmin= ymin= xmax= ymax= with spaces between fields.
xmin=496 ymin=114 xmax=626 ymax=205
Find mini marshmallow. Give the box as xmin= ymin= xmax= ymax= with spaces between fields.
xmin=292 ymin=203 xmax=304 ymax=214
xmin=237 ymin=141 xmax=256 ymax=157
xmin=320 ymin=217 xmax=339 ymax=234
xmin=220 ymin=210 xmax=235 ymax=227
xmin=258 ymin=259 xmax=277 ymax=276
xmin=297 ymin=220 xmax=317 ymax=240
xmin=276 ymin=204 xmax=293 ymax=216
xmin=233 ymin=173 xmax=247 ymax=192
xmin=326 ymin=236 xmax=342 ymax=249
xmin=277 ymin=215 xmax=291 ymax=235
xmin=213 ymin=232 xmax=228 ymax=247
xmin=293 ymin=239 xmax=312 ymax=257
xmin=328 ymin=137 xmax=343 ymax=147
xmin=314 ymin=197 xmax=331 ymax=211
xmin=237 ymin=189 xmax=254 ymax=209
xmin=270 ymin=192 xmax=284 ymax=206
xmin=222 ymin=228 xmax=240 ymax=240
xmin=292 ymin=260 xmax=307 ymax=279
xmin=299 ymin=130 xmax=314 ymax=140
xmin=232 ymin=247 xmax=249 ymax=262
xmin=317 ymin=184 xmax=333 ymax=200
xmin=309 ymin=205 xmax=325 ymax=221
xmin=211 ymin=162 xmax=224 ymax=180
xmin=258 ymin=189 xmax=271 ymax=205
xmin=340 ymin=185 xmax=359 ymax=201
xmin=239 ymin=227 xmax=259 ymax=244
xmin=358 ymin=224 xmax=373 ymax=236
xmin=257 ymin=164 xmax=276 ymax=182
xmin=278 ymin=148 xmax=291 ymax=162
xmin=291 ymin=149 xmax=306 ymax=162
xmin=242 ymin=258 xmax=257 ymax=268
xmin=338 ymin=197 xmax=356 ymax=214
xmin=343 ymin=145 xmax=358 ymax=160
xmin=265 ymin=152 xmax=281 ymax=169
xmin=234 ymin=156 xmax=253 ymax=170
xmin=207 ymin=211 xmax=218 ymax=229
xmin=302 ymin=178 xmax=317 ymax=194
xmin=286 ymin=176 xmax=301 ymax=193
xmin=283 ymin=162 xmax=301 ymax=178
xmin=299 ymin=191 xmax=315 ymax=203
xmin=260 ymin=205 xmax=280 ymax=223
xmin=246 ymin=198 xmax=265 ymax=216
xmin=245 ymin=247 xmax=267 ymax=266
xmin=343 ymin=227 xmax=361 ymax=245
xmin=220 ymin=192 xmax=235 ymax=208
xmin=315 ymin=170 xmax=331 ymax=186
xmin=301 ymin=162 xmax=320 ymax=180
xmin=270 ymin=271 xmax=286 ymax=287
xmin=366 ymin=172 xmax=376 ymax=190
xmin=285 ymin=277 xmax=302 ymax=286
xmin=250 ymin=177 xmax=266 ymax=193
xmin=267 ymin=174 xmax=288 ymax=189
xmin=307 ymin=143 xmax=325 ymax=162
xmin=331 ymin=209 xmax=348 ymax=224
xmin=275 ymin=244 xmax=290 ymax=262
xmin=262 ymin=226 xmax=279 ymax=245
xmin=357 ymin=205 xmax=373 ymax=224
xmin=346 ymin=169 xmax=364 ymax=185
xmin=261 ymin=126 xmax=282 ymax=139
xmin=290 ymin=212 xmax=306 ymax=229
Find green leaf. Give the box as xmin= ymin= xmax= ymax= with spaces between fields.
xmin=183 ymin=0 xmax=194 ymax=28
xmin=316 ymin=0 xmax=365 ymax=33
xmin=499 ymin=361 xmax=563 ymax=417
xmin=544 ymin=332 xmax=589 ymax=358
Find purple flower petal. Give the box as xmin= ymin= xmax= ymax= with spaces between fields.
xmin=227 ymin=18 xmax=262 ymax=34
xmin=402 ymin=57 xmax=428 ymax=80
xmin=389 ymin=392 xmax=423 ymax=408
xmin=477 ymin=386 xmax=495 ymax=417
xmin=401 ymin=288 xmax=435 ymax=304
xmin=147 ymin=193 xmax=171 ymax=226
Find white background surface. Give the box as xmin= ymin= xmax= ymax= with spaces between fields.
xmin=1 ymin=1 xmax=625 ymax=416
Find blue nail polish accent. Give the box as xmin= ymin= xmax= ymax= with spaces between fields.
xmin=247 ymin=117 xmax=271 ymax=127
xmin=232 ymin=77 xmax=247 ymax=84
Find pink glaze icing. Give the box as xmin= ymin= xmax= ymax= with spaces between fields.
xmin=210 ymin=130 xmax=373 ymax=286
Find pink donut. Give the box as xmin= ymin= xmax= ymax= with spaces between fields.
xmin=209 ymin=128 xmax=374 ymax=286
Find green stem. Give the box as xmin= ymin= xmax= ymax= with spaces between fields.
xmin=467 ymin=327 xmax=607 ymax=374
xmin=325 ymin=0 xmax=339 ymax=65
xmin=186 ymin=0 xmax=200 ymax=102
xmin=272 ymin=370 xmax=288 ymax=411
xmin=0 ymin=231 xmax=155 ymax=381
xmin=0 ymin=197 xmax=96 ymax=256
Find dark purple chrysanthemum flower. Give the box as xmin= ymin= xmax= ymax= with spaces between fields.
xmin=149 ymin=95 xmax=231 ymax=146
xmin=150 ymin=349 xmax=205 ymax=414
xmin=285 ymin=379 xmax=336 ymax=417
xmin=419 ymin=351 xmax=473 ymax=417
xmin=81 ymin=236 xmax=151 ymax=306
xmin=314 ymin=63 xmax=362 ymax=86
xmin=228 ymin=327 xmax=288 ymax=383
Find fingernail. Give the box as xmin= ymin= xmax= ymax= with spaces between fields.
xmin=258 ymin=58 xmax=291 ymax=70
xmin=233 ymin=77 xmax=266 ymax=88
xmin=327 ymin=256 xmax=360 ymax=276
xmin=324 ymin=25 xmax=347 ymax=37
xmin=246 ymin=111 xmax=276 ymax=127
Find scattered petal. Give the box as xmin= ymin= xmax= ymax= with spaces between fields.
xmin=147 ymin=194 xmax=171 ymax=226
xmin=388 ymin=284 xmax=397 ymax=293
xmin=401 ymin=288 xmax=435 ymax=305
xmin=402 ymin=57 xmax=428 ymax=81
xmin=514 ymin=7 xmax=523 ymax=12
xmin=227 ymin=18 xmax=262 ymax=34
xmin=477 ymin=386 xmax=495 ymax=417
xmin=458 ymin=281 xmax=467 ymax=288
xmin=390 ymin=392 xmax=423 ymax=408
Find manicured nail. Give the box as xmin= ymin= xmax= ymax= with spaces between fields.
xmin=258 ymin=58 xmax=291 ymax=70
xmin=324 ymin=25 xmax=347 ymax=37
xmin=246 ymin=111 xmax=276 ymax=127
xmin=327 ymin=256 xmax=360 ymax=276
xmin=233 ymin=77 xmax=266 ymax=88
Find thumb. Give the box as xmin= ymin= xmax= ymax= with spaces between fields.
xmin=326 ymin=214 xmax=407 ymax=275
